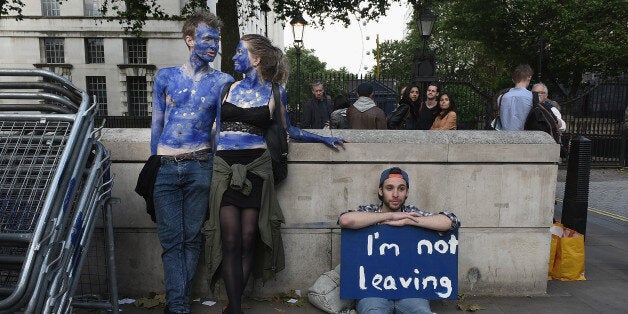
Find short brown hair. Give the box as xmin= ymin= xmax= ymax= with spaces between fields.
xmin=182 ymin=10 xmax=223 ymax=43
xmin=512 ymin=64 xmax=533 ymax=83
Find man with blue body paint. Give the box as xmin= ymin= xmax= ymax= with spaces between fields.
xmin=150 ymin=10 xmax=234 ymax=314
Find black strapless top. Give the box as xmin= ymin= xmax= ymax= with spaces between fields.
xmin=222 ymin=102 xmax=272 ymax=129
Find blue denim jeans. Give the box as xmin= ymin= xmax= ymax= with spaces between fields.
xmin=154 ymin=156 xmax=212 ymax=313
xmin=357 ymin=297 xmax=432 ymax=314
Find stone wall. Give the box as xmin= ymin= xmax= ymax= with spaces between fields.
xmin=101 ymin=128 xmax=560 ymax=298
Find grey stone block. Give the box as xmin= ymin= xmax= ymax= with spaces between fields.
xmin=102 ymin=129 xmax=559 ymax=298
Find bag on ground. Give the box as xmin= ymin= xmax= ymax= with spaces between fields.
xmin=548 ymin=222 xmax=586 ymax=281
xmin=308 ymin=264 xmax=355 ymax=314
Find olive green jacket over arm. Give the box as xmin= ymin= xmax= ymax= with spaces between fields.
xmin=202 ymin=150 xmax=285 ymax=290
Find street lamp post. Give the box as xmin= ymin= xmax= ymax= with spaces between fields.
xmin=538 ymin=33 xmax=544 ymax=82
xmin=260 ymin=1 xmax=270 ymax=37
xmin=413 ymin=6 xmax=437 ymax=97
xmin=290 ymin=12 xmax=307 ymax=126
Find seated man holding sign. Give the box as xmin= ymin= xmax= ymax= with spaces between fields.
xmin=338 ymin=167 xmax=460 ymax=314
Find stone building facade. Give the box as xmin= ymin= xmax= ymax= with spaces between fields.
xmin=0 ymin=0 xmax=284 ymax=116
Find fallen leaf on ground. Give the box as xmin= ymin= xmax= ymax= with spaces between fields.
xmin=457 ymin=303 xmax=485 ymax=311
xmin=134 ymin=294 xmax=166 ymax=309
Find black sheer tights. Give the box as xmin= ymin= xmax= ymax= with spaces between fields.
xmin=220 ymin=205 xmax=259 ymax=314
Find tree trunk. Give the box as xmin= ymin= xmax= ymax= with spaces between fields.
xmin=216 ymin=0 xmax=239 ymax=78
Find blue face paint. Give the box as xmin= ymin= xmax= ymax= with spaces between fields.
xmin=193 ymin=24 xmax=220 ymax=63
xmin=232 ymin=41 xmax=252 ymax=74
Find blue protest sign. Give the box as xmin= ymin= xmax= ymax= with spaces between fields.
xmin=340 ymin=225 xmax=458 ymax=300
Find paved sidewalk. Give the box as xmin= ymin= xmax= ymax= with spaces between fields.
xmin=118 ymin=168 xmax=628 ymax=313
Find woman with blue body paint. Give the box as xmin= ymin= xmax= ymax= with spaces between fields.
xmin=151 ymin=10 xmax=234 ymax=314
xmin=203 ymin=34 xmax=344 ymax=314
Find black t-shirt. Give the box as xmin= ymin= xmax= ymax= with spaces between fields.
xmin=417 ymin=102 xmax=440 ymax=130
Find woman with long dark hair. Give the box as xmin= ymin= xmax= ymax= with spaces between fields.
xmin=204 ymin=34 xmax=344 ymax=314
xmin=430 ymin=93 xmax=457 ymax=130
xmin=387 ymin=84 xmax=420 ymax=129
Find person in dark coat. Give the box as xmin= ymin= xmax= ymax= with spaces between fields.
xmin=330 ymin=94 xmax=350 ymax=129
xmin=302 ymin=81 xmax=333 ymax=128
xmin=387 ymin=84 xmax=420 ymax=130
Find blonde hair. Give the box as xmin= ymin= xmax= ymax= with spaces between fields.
xmin=241 ymin=34 xmax=289 ymax=84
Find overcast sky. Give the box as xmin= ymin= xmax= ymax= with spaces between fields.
xmin=282 ymin=2 xmax=410 ymax=75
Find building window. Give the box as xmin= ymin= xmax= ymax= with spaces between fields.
xmin=41 ymin=0 xmax=60 ymax=16
xmin=124 ymin=39 xmax=147 ymax=64
xmin=86 ymin=76 xmax=108 ymax=115
xmin=127 ymin=76 xmax=148 ymax=116
xmin=84 ymin=0 xmax=103 ymax=17
xmin=85 ymin=38 xmax=105 ymax=64
xmin=42 ymin=38 xmax=65 ymax=64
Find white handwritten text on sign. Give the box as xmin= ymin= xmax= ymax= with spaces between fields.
xmin=340 ymin=225 xmax=458 ymax=300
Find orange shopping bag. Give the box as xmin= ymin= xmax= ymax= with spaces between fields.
xmin=548 ymin=222 xmax=586 ymax=281
xmin=547 ymin=222 xmax=562 ymax=279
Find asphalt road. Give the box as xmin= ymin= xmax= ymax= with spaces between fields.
xmin=555 ymin=167 xmax=628 ymax=232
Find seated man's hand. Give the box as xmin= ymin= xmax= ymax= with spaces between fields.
xmin=383 ymin=212 xmax=421 ymax=226
xmin=382 ymin=217 xmax=416 ymax=227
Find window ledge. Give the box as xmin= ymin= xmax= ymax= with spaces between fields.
xmin=33 ymin=63 xmax=73 ymax=69
xmin=117 ymin=64 xmax=157 ymax=70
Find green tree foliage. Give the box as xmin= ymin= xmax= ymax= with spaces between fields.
xmin=0 ymin=0 xmax=25 ymax=18
xmin=374 ymin=0 xmax=626 ymax=98
xmin=440 ymin=0 xmax=627 ymax=97
xmin=376 ymin=38 xmax=415 ymax=79
xmin=98 ymin=0 xmax=169 ymax=36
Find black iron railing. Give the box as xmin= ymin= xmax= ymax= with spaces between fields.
xmin=98 ymin=75 xmax=626 ymax=166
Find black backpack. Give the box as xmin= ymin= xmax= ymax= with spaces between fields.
xmin=524 ymin=92 xmax=561 ymax=143
xmin=264 ymin=84 xmax=289 ymax=184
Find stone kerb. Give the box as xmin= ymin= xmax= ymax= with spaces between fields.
xmin=101 ymin=128 xmax=559 ymax=297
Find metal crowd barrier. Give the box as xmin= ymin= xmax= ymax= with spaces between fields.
xmin=0 ymin=69 xmax=117 ymax=313
xmin=70 ymin=201 xmax=119 ymax=312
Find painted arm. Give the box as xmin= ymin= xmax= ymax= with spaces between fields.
xmin=150 ymin=70 xmax=167 ymax=155
xmin=279 ymin=87 xmax=345 ymax=150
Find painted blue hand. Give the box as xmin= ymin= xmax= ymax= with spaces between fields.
xmin=323 ymin=136 xmax=346 ymax=150
xmin=286 ymin=126 xmax=346 ymax=151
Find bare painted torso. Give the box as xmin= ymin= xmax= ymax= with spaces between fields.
xmin=151 ymin=63 xmax=233 ymax=155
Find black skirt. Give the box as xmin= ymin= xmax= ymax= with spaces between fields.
xmin=216 ymin=149 xmax=265 ymax=209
